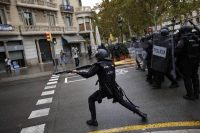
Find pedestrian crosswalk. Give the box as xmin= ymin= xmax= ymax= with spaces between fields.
xmin=20 ymin=74 xmax=60 ymax=133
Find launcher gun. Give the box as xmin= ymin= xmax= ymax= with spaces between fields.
xmin=54 ymin=65 xmax=92 ymax=75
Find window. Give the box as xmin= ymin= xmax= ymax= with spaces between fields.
xmin=63 ymin=0 xmax=70 ymax=5
xmin=47 ymin=0 xmax=53 ymax=2
xmin=47 ymin=14 xmax=55 ymax=26
xmin=78 ymin=0 xmax=82 ymax=6
xmin=85 ymin=17 xmax=91 ymax=30
xmin=64 ymin=15 xmax=72 ymax=26
xmin=23 ymin=12 xmax=34 ymax=25
xmin=0 ymin=9 xmax=6 ymax=24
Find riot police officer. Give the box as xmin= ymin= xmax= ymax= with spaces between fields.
xmin=72 ymin=49 xmax=147 ymax=126
xmin=176 ymin=25 xmax=200 ymax=100
xmin=151 ymin=27 xmax=178 ymax=89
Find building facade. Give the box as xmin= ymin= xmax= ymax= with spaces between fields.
xmin=0 ymin=0 xmax=93 ymax=71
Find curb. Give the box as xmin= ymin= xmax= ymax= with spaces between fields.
xmin=0 ymin=71 xmax=52 ymax=83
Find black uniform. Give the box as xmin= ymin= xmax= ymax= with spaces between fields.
xmin=151 ymin=28 xmax=178 ymax=89
xmin=176 ymin=29 xmax=200 ymax=100
xmin=77 ymin=59 xmax=147 ymax=126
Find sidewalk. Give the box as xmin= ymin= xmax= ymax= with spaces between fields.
xmin=0 ymin=56 xmax=96 ymax=83
xmin=0 ymin=56 xmax=135 ymax=83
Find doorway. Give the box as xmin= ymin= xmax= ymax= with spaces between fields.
xmin=38 ymin=39 xmax=52 ymax=62
xmin=0 ymin=52 xmax=6 ymax=72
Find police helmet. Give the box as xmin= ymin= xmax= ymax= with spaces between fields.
xmin=95 ymin=49 xmax=108 ymax=60
xmin=160 ymin=27 xmax=169 ymax=36
xmin=179 ymin=25 xmax=193 ymax=34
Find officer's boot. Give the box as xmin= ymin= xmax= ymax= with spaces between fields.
xmin=86 ymin=119 xmax=98 ymax=126
xmin=87 ymin=102 xmax=98 ymax=126
xmin=134 ymin=109 xmax=147 ymax=121
xmin=192 ymin=78 xmax=199 ymax=99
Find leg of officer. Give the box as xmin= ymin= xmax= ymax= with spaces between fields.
xmin=165 ymin=72 xmax=178 ymax=88
xmin=87 ymin=90 xmax=106 ymax=126
xmin=115 ymin=94 xmax=147 ymax=119
xmin=183 ymin=76 xmax=194 ymax=100
xmin=191 ymin=62 xmax=199 ymax=99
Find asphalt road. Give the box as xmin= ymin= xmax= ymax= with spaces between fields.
xmin=0 ymin=65 xmax=200 ymax=133
xmin=0 ymin=76 xmax=50 ymax=133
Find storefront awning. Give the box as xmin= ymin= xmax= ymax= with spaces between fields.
xmin=62 ymin=35 xmax=85 ymax=43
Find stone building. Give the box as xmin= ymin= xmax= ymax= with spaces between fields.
xmin=0 ymin=0 xmax=93 ymax=71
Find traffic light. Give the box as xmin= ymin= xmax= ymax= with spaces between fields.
xmin=45 ymin=32 xmax=52 ymax=42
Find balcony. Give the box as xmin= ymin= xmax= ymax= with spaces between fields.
xmin=75 ymin=6 xmax=92 ymax=18
xmin=0 ymin=0 xmax=11 ymax=4
xmin=16 ymin=0 xmax=58 ymax=11
xmin=63 ymin=27 xmax=77 ymax=34
xmin=60 ymin=5 xmax=74 ymax=13
xmin=0 ymin=25 xmax=20 ymax=36
xmin=75 ymin=6 xmax=91 ymax=12
xmin=20 ymin=25 xmax=63 ymax=35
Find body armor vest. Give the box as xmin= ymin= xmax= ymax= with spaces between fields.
xmin=97 ymin=61 xmax=116 ymax=95
xmin=185 ymin=35 xmax=200 ymax=59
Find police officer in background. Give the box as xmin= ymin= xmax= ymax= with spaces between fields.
xmin=72 ymin=49 xmax=147 ymax=126
xmin=176 ymin=25 xmax=200 ymax=100
xmin=151 ymin=27 xmax=178 ymax=89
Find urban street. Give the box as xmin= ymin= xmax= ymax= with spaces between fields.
xmin=1 ymin=64 xmax=200 ymax=133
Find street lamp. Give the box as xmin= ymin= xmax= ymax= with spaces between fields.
xmin=118 ymin=14 xmax=123 ymax=44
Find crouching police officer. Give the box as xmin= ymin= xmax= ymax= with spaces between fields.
xmin=176 ymin=25 xmax=200 ymax=100
xmin=72 ymin=49 xmax=147 ymax=126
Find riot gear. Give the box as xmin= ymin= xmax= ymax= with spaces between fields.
xmin=176 ymin=25 xmax=200 ymax=100
xmin=160 ymin=27 xmax=169 ymax=36
xmin=151 ymin=30 xmax=178 ymax=89
xmin=74 ymin=57 xmax=147 ymax=126
xmin=95 ymin=48 xmax=108 ymax=61
xmin=179 ymin=25 xmax=193 ymax=35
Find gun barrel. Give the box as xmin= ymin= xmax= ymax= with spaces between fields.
xmin=54 ymin=70 xmax=72 ymax=75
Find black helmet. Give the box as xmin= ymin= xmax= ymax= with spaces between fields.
xmin=179 ymin=25 xmax=192 ymax=34
xmin=95 ymin=49 xmax=108 ymax=60
xmin=160 ymin=27 xmax=169 ymax=36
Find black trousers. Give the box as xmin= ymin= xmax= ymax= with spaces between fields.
xmin=88 ymin=90 xmax=142 ymax=120
xmin=74 ymin=58 xmax=79 ymax=67
xmin=182 ymin=61 xmax=199 ymax=97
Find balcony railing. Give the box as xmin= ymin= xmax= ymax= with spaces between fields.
xmin=0 ymin=0 xmax=10 ymax=4
xmin=60 ymin=5 xmax=74 ymax=13
xmin=0 ymin=25 xmax=20 ymax=35
xmin=16 ymin=0 xmax=57 ymax=11
xmin=63 ymin=27 xmax=77 ymax=34
xmin=20 ymin=25 xmax=63 ymax=35
xmin=75 ymin=6 xmax=91 ymax=12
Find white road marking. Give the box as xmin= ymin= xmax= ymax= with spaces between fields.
xmin=20 ymin=124 xmax=45 ymax=133
xmin=67 ymin=73 xmax=76 ymax=76
xmin=41 ymin=90 xmax=55 ymax=96
xmin=28 ymin=108 xmax=50 ymax=119
xmin=49 ymin=78 xmax=59 ymax=82
xmin=122 ymin=66 xmax=134 ymax=70
xmin=52 ymin=74 xmax=59 ymax=77
xmin=36 ymin=98 xmax=53 ymax=105
xmin=47 ymin=81 xmax=58 ymax=85
xmin=67 ymin=79 xmax=86 ymax=84
xmin=67 ymin=75 xmax=80 ymax=78
xmin=116 ymin=69 xmax=128 ymax=75
xmin=44 ymin=85 xmax=56 ymax=90
xmin=65 ymin=78 xmax=68 ymax=83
